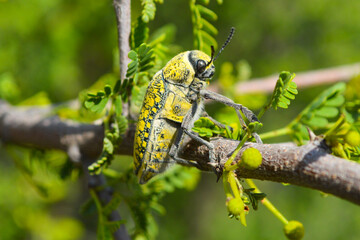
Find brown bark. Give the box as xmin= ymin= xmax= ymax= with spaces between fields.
xmin=1 ymin=100 xmax=359 ymax=206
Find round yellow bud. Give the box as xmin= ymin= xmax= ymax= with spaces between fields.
xmin=240 ymin=147 xmax=262 ymax=170
xmin=227 ymin=198 xmax=244 ymax=216
xmin=284 ymin=220 xmax=304 ymax=240
xmin=344 ymin=130 xmax=360 ymax=147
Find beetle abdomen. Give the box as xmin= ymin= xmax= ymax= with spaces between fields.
xmin=133 ymin=72 xmax=167 ymax=176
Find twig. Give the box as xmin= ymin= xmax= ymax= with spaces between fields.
xmin=114 ymin=0 xmax=131 ymax=118
xmin=1 ymin=100 xmax=359 ymax=205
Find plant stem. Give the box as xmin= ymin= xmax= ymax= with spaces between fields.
xmin=257 ymin=104 xmax=270 ymax=119
xmin=259 ymin=127 xmax=291 ymax=140
xmin=324 ymin=114 xmax=345 ymax=136
xmin=246 ymin=179 xmax=289 ymax=225
xmin=223 ymin=171 xmax=233 ymax=199
xmin=224 ymin=133 xmax=249 ymax=170
xmin=228 ymin=171 xmax=241 ymax=199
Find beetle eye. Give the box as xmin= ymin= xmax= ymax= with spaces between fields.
xmin=196 ymin=60 xmax=207 ymax=73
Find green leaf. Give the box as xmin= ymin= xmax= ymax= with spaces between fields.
xmin=283 ymin=90 xmax=296 ymax=100
xmin=128 ymin=50 xmax=138 ymax=60
xmin=91 ymin=97 xmax=109 ymax=113
xmin=104 ymin=137 xmax=114 ymax=154
xmin=314 ymin=107 xmax=339 ymax=118
xmin=200 ymin=18 xmax=218 ymax=36
xmin=197 ymin=0 xmax=210 ymax=5
xmin=126 ymin=67 xmax=137 ymax=78
xmin=140 ymin=63 xmax=155 ymax=72
xmin=138 ymin=43 xmax=147 ymax=56
xmin=325 ymin=94 xmax=345 ymax=107
xmin=140 ymin=50 xmax=154 ymax=64
xmin=279 ymin=95 xmax=291 ymax=105
xmin=200 ymin=30 xmax=218 ymax=50
xmin=113 ymin=80 xmax=121 ymax=93
xmin=305 ymin=116 xmax=328 ymax=128
xmin=277 ymin=101 xmax=289 ymax=109
xmin=97 ymin=91 xmax=105 ymax=97
xmin=104 ymin=85 xmax=112 ymax=96
xmin=114 ymin=95 xmax=123 ymax=116
xmin=196 ymin=4 xmax=217 ymax=21
xmin=248 ymin=122 xmax=263 ymax=132
xmin=289 ymin=82 xmax=346 ymax=132
xmin=141 ymin=0 xmax=156 ymax=23
xmin=84 ymin=99 xmax=95 ymax=109
xmin=270 ymin=71 xmax=297 ymax=110
xmin=128 ymin=60 xmax=138 ymax=70
xmin=132 ymin=17 xmax=149 ymax=48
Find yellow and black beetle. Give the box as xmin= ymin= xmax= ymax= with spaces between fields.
xmin=134 ymin=28 xmax=261 ymax=184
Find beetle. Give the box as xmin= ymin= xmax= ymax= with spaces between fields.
xmin=134 ymin=28 xmax=261 ymax=184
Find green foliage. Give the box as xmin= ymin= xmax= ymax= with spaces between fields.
xmin=192 ymin=117 xmax=224 ymax=138
xmin=84 ymin=85 xmax=112 ymax=114
xmin=6 ymin=146 xmax=75 ymax=200
xmin=18 ymin=91 xmax=52 ymax=106
xmin=289 ymin=82 xmax=345 ymax=144
xmin=261 ymin=79 xmax=359 ymax=161
xmin=270 ymin=72 xmax=298 ymax=110
xmin=90 ymin=190 xmax=125 ymax=240
xmin=243 ymin=188 xmax=266 ymax=211
xmin=141 ymin=0 xmax=163 ymax=23
xmin=324 ymin=116 xmax=360 ymax=161
xmin=190 ymin=0 xmax=220 ymax=53
xmin=132 ymin=17 xmax=149 ymax=49
xmin=85 ymin=80 xmax=129 ymax=174
xmin=127 ymin=44 xmax=155 ymax=78
xmin=102 ymin=165 xmax=200 ymax=239
xmin=148 ymin=24 xmax=180 ymax=69
xmin=88 ymin=113 xmax=128 ymax=174
xmin=2 ymin=0 xmax=360 ymax=239
xmin=258 ymin=71 xmax=297 ymax=119
xmin=0 ymin=72 xmax=20 ymax=103
xmin=1 ymin=145 xmax=84 ymax=239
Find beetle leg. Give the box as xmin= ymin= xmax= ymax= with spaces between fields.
xmin=201 ymin=111 xmax=232 ymax=131
xmin=168 ymin=128 xmax=202 ymax=169
xmin=183 ymin=100 xmax=223 ymax=177
xmin=200 ymin=89 xmax=263 ymax=144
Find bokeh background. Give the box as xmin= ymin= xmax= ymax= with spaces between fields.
xmin=0 ymin=0 xmax=360 ymax=239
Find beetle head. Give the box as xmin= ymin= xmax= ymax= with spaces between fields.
xmin=188 ymin=50 xmax=215 ymax=81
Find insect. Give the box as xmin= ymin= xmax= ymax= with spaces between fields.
xmin=134 ymin=28 xmax=261 ymax=184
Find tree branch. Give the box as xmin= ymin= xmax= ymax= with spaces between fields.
xmin=0 ymin=101 xmax=131 ymax=240
xmin=114 ymin=0 xmax=131 ymax=80
xmin=181 ymin=138 xmax=360 ymax=205
xmin=114 ymin=0 xmax=131 ymax=118
xmin=1 ymin=100 xmax=359 ymax=205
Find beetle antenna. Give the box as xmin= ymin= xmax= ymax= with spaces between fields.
xmin=207 ymin=45 xmax=216 ymax=66
xmin=213 ymin=27 xmax=235 ymax=62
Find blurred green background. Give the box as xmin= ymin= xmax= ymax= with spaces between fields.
xmin=1 ymin=0 xmax=360 ymax=239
